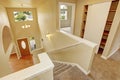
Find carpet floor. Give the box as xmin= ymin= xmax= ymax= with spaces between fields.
xmin=53 ymin=61 xmax=93 ymax=80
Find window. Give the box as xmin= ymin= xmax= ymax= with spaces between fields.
xmin=60 ymin=5 xmax=68 ymax=20
xmin=60 ymin=11 xmax=67 ymax=20
xmin=13 ymin=11 xmax=33 ymax=22
xmin=60 ymin=5 xmax=68 ymax=9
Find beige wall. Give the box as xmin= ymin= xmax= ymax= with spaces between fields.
xmin=37 ymin=0 xmax=57 ymax=36
xmin=87 ymin=0 xmax=112 ymax=4
xmin=0 ymin=5 xmax=12 ymax=77
xmin=6 ymin=8 xmax=42 ymax=56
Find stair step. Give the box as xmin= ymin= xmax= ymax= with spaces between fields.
xmin=54 ymin=64 xmax=66 ymax=71
xmin=54 ymin=63 xmax=62 ymax=68
xmin=54 ymin=65 xmax=72 ymax=76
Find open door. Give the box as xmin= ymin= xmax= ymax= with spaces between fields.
xmin=17 ymin=38 xmax=30 ymax=56
xmin=59 ymin=2 xmax=75 ymax=34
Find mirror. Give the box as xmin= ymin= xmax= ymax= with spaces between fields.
xmin=21 ymin=41 xmax=26 ymax=49
xmin=29 ymin=37 xmax=36 ymax=51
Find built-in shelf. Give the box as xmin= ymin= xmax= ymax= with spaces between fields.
xmin=101 ymin=43 xmax=105 ymax=47
xmin=98 ymin=0 xmax=119 ymax=53
xmin=81 ymin=5 xmax=88 ymax=38
xmin=103 ymin=31 xmax=109 ymax=36
xmin=106 ymin=20 xmax=112 ymax=25
xmin=109 ymin=10 xmax=116 ymax=12
xmin=102 ymin=35 xmax=108 ymax=39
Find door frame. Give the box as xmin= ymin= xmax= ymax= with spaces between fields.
xmin=58 ymin=2 xmax=76 ymax=34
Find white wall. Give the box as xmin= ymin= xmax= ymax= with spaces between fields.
xmin=84 ymin=2 xmax=111 ymax=53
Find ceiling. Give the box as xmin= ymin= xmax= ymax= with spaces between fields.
xmin=0 ymin=0 xmax=47 ymax=8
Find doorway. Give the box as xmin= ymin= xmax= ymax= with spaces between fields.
xmin=59 ymin=2 xmax=75 ymax=34
xmin=17 ymin=38 xmax=31 ymax=56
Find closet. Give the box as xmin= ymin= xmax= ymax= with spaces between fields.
xmin=81 ymin=5 xmax=88 ymax=38
xmin=99 ymin=0 xmax=119 ymax=53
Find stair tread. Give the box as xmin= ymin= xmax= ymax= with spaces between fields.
xmin=54 ymin=64 xmax=66 ymax=71
xmin=54 ymin=65 xmax=72 ymax=75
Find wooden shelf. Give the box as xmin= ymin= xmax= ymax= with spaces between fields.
xmin=101 ymin=39 xmax=106 ymax=45
xmin=100 ymin=45 xmax=105 ymax=49
xmin=106 ymin=20 xmax=112 ymax=25
xmin=81 ymin=5 xmax=88 ymax=38
xmin=109 ymin=10 xmax=116 ymax=12
xmin=104 ymin=28 xmax=110 ymax=31
xmin=103 ymin=31 xmax=109 ymax=36
xmin=102 ymin=36 xmax=107 ymax=39
xmin=99 ymin=0 xmax=119 ymax=54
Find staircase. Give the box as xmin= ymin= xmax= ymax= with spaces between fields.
xmin=53 ymin=61 xmax=93 ymax=80
xmin=53 ymin=61 xmax=73 ymax=80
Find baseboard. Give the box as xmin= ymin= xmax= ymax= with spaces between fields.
xmin=52 ymin=60 xmax=90 ymax=75
xmin=75 ymin=64 xmax=90 ymax=75
xmin=107 ymin=47 xmax=119 ymax=59
xmin=53 ymin=60 xmax=76 ymax=67
xmin=101 ymin=55 xmax=108 ymax=60
xmin=101 ymin=47 xmax=120 ymax=60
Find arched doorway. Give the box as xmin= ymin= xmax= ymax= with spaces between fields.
xmin=2 ymin=26 xmax=12 ymax=53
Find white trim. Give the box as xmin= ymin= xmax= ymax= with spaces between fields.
xmin=48 ymin=42 xmax=80 ymax=53
xmin=31 ymin=38 xmax=44 ymax=54
xmin=76 ymin=64 xmax=90 ymax=75
xmin=60 ymin=30 xmax=98 ymax=48
xmin=101 ymin=55 xmax=108 ymax=60
xmin=58 ymin=2 xmax=76 ymax=34
xmin=6 ymin=42 xmax=14 ymax=55
xmin=107 ymin=47 xmax=120 ymax=58
xmin=53 ymin=60 xmax=76 ymax=67
xmin=101 ymin=47 xmax=120 ymax=60
xmin=53 ymin=60 xmax=90 ymax=75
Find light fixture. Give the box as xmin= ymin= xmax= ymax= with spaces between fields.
xmin=22 ymin=24 xmax=31 ymax=29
